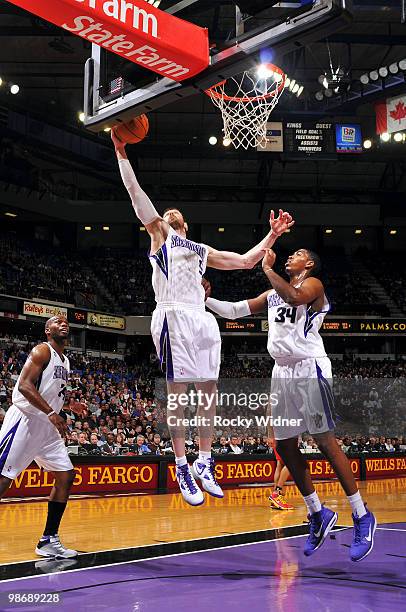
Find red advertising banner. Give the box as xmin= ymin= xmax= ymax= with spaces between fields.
xmin=365 ymin=456 xmax=406 ymax=478
xmin=167 ymin=458 xmax=361 ymax=490
xmin=4 ymin=462 xmax=158 ymax=497
xmin=7 ymin=0 xmax=209 ymax=81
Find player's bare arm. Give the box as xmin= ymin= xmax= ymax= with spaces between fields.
xmin=17 ymin=344 xmax=67 ymax=437
xmin=206 ymin=290 xmax=269 ymax=319
xmin=262 ymin=249 xmax=324 ymax=308
xmin=112 ymin=132 xmax=169 ymax=252
xmin=206 ymin=209 xmax=294 ymax=270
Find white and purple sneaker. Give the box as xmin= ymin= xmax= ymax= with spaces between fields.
xmin=192 ymin=458 xmax=224 ymax=499
xmin=176 ymin=463 xmax=204 ymax=506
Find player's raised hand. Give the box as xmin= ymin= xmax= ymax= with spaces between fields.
xmin=262 ymin=248 xmax=276 ymax=271
xmin=111 ymin=129 xmax=126 ymax=152
xmin=201 ymin=277 xmax=212 ymax=300
xmin=270 ymin=209 xmax=295 ymax=237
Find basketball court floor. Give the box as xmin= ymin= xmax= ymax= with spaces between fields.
xmin=0 ymin=479 xmax=405 ymax=610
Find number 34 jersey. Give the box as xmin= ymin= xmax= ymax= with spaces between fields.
xmin=266 ymin=289 xmax=330 ymax=361
xmin=12 ymin=342 xmax=70 ymax=420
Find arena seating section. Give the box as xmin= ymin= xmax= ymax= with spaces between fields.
xmin=0 ymin=232 xmax=398 ymax=316
xmin=1 ymin=340 xmax=404 ymax=456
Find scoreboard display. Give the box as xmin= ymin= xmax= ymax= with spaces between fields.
xmin=284 ymin=122 xmax=336 ymax=159
xmin=217 ymin=318 xmax=406 ymax=335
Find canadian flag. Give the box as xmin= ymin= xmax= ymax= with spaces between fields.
xmin=376 ymin=94 xmax=406 ymax=134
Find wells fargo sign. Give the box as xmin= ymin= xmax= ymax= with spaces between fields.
xmin=7 ymin=0 xmax=209 ymax=81
xmin=5 ymin=463 xmax=158 ymax=497
xmin=166 ymin=458 xmax=360 ymax=490
xmin=365 ymin=456 xmax=406 ymax=478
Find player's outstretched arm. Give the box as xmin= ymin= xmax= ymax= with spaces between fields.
xmin=206 ymin=210 xmax=294 ymax=270
xmin=206 ymin=291 xmax=269 ymax=319
xmin=112 ymin=131 xmax=168 ymax=241
xmin=262 ymin=249 xmax=324 ymax=306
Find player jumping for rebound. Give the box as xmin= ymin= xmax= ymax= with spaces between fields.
xmin=206 ymin=248 xmax=376 ymax=562
xmin=0 ymin=316 xmax=86 ymax=558
xmin=112 ymin=131 xmax=294 ymax=505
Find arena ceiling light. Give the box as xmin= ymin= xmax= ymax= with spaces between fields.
xmin=84 ymin=226 xmax=92 ymax=231
xmin=208 ymin=136 xmax=217 ymax=145
xmin=104 ymin=127 xmax=111 ymax=132
xmin=223 ymin=137 xmax=231 ymax=147
xmin=394 ymin=132 xmax=404 ymax=143
xmin=257 ymin=64 xmax=274 ymax=79
xmin=139 ymin=226 xmax=146 ymax=232
xmin=78 ymin=111 xmax=85 ymax=122
xmin=389 ymin=62 xmax=399 ymax=74
xmin=4 ymin=212 xmax=17 ymax=217
xmin=378 ymin=66 xmax=388 ymax=78
xmin=355 ymin=229 xmax=362 ymax=235
xmin=399 ymin=59 xmax=406 ymax=71
xmin=10 ymin=84 xmax=19 ymax=95
xmin=315 ymin=91 xmax=324 ymax=101
xmin=363 ymin=139 xmax=372 ymax=149
xmin=325 ymin=229 xmax=333 ymax=234
xmin=389 ymin=229 xmax=397 ymax=235
xmin=360 ymin=74 xmax=369 ymax=85
xmin=380 ymin=132 xmax=391 ymax=142
xmin=102 ymin=226 xmax=110 ymax=231
xmin=0 ymin=77 xmax=2 ymax=87
xmin=218 ymin=227 xmax=225 ymax=232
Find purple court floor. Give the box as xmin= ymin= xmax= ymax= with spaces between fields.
xmin=0 ymin=524 xmax=404 ymax=612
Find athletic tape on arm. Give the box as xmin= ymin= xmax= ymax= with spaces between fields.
xmin=118 ymin=159 xmax=159 ymax=226
xmin=206 ymin=298 xmax=251 ymax=320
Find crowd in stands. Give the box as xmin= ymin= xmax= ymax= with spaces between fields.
xmin=1 ymin=340 xmax=404 ymax=459
xmin=364 ymin=253 xmax=406 ymax=315
xmin=0 ymin=230 xmax=398 ymax=316
xmin=0 ymin=233 xmax=97 ymax=307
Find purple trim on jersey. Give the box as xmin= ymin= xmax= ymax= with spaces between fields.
xmin=304 ymin=300 xmax=331 ymax=338
xmin=0 ymin=419 xmax=21 ymax=473
xmin=149 ymin=243 xmax=169 ymax=280
xmin=315 ymin=362 xmax=335 ymax=430
xmin=159 ymin=315 xmax=174 ymax=381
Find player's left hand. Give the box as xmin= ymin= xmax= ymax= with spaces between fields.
xmin=262 ymin=248 xmax=276 ymax=271
xmin=270 ymin=209 xmax=295 ymax=237
xmin=70 ymin=400 xmax=88 ymax=416
xmin=201 ymin=278 xmax=211 ymax=300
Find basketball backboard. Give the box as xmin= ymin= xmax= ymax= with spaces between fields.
xmin=83 ymin=1 xmax=352 ymax=131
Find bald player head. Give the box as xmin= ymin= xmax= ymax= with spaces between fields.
xmin=45 ymin=315 xmax=70 ymax=345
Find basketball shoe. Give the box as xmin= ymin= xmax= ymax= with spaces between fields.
xmin=35 ymin=535 xmax=77 ymax=559
xmin=191 ymin=458 xmax=224 ymax=498
xmin=303 ymin=505 xmax=338 ymax=556
xmin=176 ymin=463 xmax=204 ymax=506
xmin=350 ymin=506 xmax=377 ymax=562
xmin=269 ymin=490 xmax=294 ymax=510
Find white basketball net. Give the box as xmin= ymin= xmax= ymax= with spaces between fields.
xmin=206 ymin=66 xmax=285 ymax=150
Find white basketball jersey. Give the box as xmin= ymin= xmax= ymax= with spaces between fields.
xmin=267 ymin=289 xmax=329 ymax=361
xmin=149 ymin=227 xmax=208 ymax=306
xmin=12 ymin=343 xmax=70 ymax=418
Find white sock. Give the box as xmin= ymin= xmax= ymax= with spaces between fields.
xmin=199 ymin=451 xmax=211 ymax=462
xmin=347 ymin=491 xmax=367 ymax=518
xmin=303 ymin=492 xmax=322 ymax=515
xmin=175 ymin=455 xmax=187 ymax=467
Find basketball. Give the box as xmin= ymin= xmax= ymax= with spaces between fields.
xmin=112 ymin=114 xmax=149 ymax=145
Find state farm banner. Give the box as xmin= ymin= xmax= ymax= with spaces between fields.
xmin=7 ymin=0 xmax=209 ymax=81
xmin=23 ymin=301 xmax=68 ymax=319
xmin=375 ymin=94 xmax=406 ymax=134
xmin=5 ymin=462 xmax=158 ymax=497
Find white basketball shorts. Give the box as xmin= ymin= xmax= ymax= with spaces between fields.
xmin=271 ymin=356 xmax=335 ymax=440
xmin=151 ymin=305 xmax=221 ymax=383
xmin=0 ymin=405 xmax=73 ymax=479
